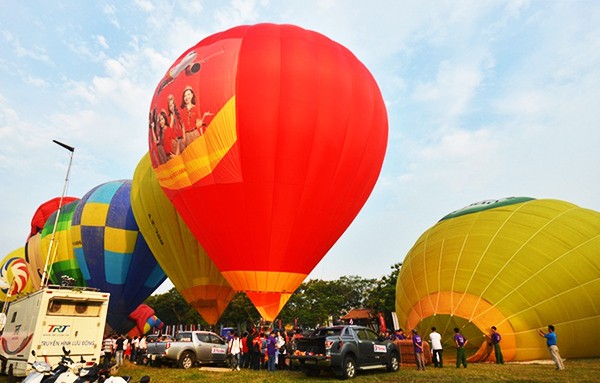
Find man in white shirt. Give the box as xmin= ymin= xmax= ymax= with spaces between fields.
xmin=429 ymin=327 xmax=443 ymax=368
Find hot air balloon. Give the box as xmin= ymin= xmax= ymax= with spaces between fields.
xmin=148 ymin=23 xmax=388 ymax=320
xmin=70 ymin=180 xmax=167 ymax=333
xmin=27 ymin=196 xmax=78 ymax=240
xmin=38 ymin=199 xmax=84 ymax=285
xmin=395 ymin=197 xmax=600 ymax=362
xmin=0 ymin=248 xmax=34 ymax=302
xmin=25 ymin=196 xmax=79 ymax=289
xmin=131 ymin=153 xmax=234 ymax=325
xmin=127 ymin=304 xmax=165 ymax=337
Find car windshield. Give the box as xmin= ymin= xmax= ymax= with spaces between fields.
xmin=311 ymin=328 xmax=343 ymax=337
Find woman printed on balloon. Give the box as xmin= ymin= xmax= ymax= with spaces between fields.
xmin=149 ymin=109 xmax=167 ymax=165
xmin=167 ymin=93 xmax=185 ymax=153
xmin=180 ymin=85 xmax=213 ymax=147
xmin=158 ymin=109 xmax=180 ymax=163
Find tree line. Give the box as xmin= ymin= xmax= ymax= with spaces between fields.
xmin=144 ymin=263 xmax=401 ymax=331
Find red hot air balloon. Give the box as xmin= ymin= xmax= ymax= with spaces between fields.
xmin=148 ymin=23 xmax=388 ymax=320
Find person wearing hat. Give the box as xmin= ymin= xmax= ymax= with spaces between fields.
xmin=412 ymin=329 xmax=425 ymax=371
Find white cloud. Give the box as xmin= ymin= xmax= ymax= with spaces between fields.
xmin=97 ymin=35 xmax=109 ymax=50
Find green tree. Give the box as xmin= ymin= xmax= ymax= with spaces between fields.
xmin=364 ymin=262 xmax=402 ymax=325
xmin=145 ymin=288 xmax=205 ymax=326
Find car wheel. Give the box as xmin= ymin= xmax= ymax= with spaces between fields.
xmin=387 ymin=352 xmax=400 ymax=372
xmin=178 ymin=351 xmax=195 ymax=369
xmin=341 ymin=356 xmax=357 ymax=380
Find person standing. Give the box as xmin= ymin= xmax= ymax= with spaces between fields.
xmin=241 ymin=331 xmax=250 ymax=368
xmin=228 ymin=332 xmax=242 ymax=370
xmin=102 ymin=335 xmax=115 ymax=366
xmin=454 ymin=327 xmax=468 ymax=368
xmin=130 ymin=336 xmax=139 ymax=364
xmin=114 ymin=334 xmax=125 ymax=367
xmin=137 ymin=335 xmax=148 ymax=365
xmin=411 ymin=329 xmax=425 ymax=371
xmin=490 ymin=326 xmax=504 ymax=364
xmin=429 ymin=327 xmax=443 ymax=368
xmin=537 ymin=325 xmax=564 ymax=370
xmin=266 ymin=332 xmax=278 ymax=372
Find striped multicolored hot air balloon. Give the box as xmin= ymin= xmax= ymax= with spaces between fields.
xmin=71 ymin=180 xmax=166 ymax=332
xmin=39 ymin=199 xmax=84 ymax=285
xmin=395 ymin=197 xmax=600 ymax=361
xmin=0 ymin=248 xmax=34 ymax=301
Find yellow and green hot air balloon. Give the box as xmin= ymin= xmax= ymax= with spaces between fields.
xmin=395 ymin=197 xmax=600 ymax=362
xmin=131 ymin=153 xmax=234 ymax=325
xmin=39 ymin=199 xmax=84 ymax=286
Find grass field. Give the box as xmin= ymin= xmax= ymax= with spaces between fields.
xmin=5 ymin=358 xmax=597 ymax=383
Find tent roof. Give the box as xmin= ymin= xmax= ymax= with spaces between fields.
xmin=340 ymin=308 xmax=374 ymax=320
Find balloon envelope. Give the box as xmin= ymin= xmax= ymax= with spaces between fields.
xmin=39 ymin=199 xmax=84 ymax=285
xmin=395 ymin=197 xmax=600 ymax=361
xmin=28 ymin=196 xmax=78 ymax=239
xmin=0 ymin=248 xmax=34 ymax=302
xmin=131 ymin=153 xmax=234 ymax=324
xmin=24 ymin=234 xmax=43 ymax=290
xmin=148 ymin=23 xmax=388 ymax=320
xmin=71 ymin=180 xmax=167 ymax=332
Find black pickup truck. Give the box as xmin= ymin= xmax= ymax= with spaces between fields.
xmin=287 ymin=325 xmax=400 ymax=379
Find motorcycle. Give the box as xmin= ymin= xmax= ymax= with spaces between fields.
xmin=23 ymin=347 xmax=74 ymax=383
xmin=54 ymin=355 xmax=88 ymax=383
xmin=73 ymin=362 xmax=149 ymax=383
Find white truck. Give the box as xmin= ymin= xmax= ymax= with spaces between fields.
xmin=0 ymin=286 xmax=110 ymax=381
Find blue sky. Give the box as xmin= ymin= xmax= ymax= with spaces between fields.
xmin=1 ymin=1 xmax=599 ymax=294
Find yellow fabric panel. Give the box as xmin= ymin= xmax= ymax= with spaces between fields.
xmin=221 ymin=270 xmax=308 ymax=321
xmin=25 ymin=233 xmax=42 ymax=290
xmin=104 ymin=227 xmax=138 ymax=254
xmin=131 ymin=153 xmax=234 ymax=324
xmin=221 ymin=270 xmax=307 ymax=293
xmin=396 ymin=198 xmax=600 ymax=361
xmin=79 ymin=203 xmax=109 ymax=226
xmin=154 ymin=96 xmax=238 ymax=189
xmin=39 ymin=223 xmax=72 ymax=264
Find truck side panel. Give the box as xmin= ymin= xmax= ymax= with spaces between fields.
xmin=0 ymin=288 xmax=110 ymax=377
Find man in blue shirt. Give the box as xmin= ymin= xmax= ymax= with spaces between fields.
xmin=490 ymin=326 xmax=504 ymax=364
xmin=453 ymin=328 xmax=468 ymax=368
xmin=537 ymin=325 xmax=564 ymax=370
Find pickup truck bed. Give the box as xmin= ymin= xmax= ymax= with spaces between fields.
xmin=287 ymin=325 xmax=400 ymax=379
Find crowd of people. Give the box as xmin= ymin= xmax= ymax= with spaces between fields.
xmin=224 ymin=328 xmax=304 ymax=372
xmin=101 ymin=323 xmax=565 ymax=373
xmin=385 ymin=324 xmax=564 ymax=371
xmin=101 ymin=333 xmax=151 ymax=368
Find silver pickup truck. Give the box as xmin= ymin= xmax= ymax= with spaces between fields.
xmin=145 ymin=331 xmax=228 ymax=369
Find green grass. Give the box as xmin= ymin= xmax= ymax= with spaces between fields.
xmin=4 ymin=358 xmax=599 ymax=382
